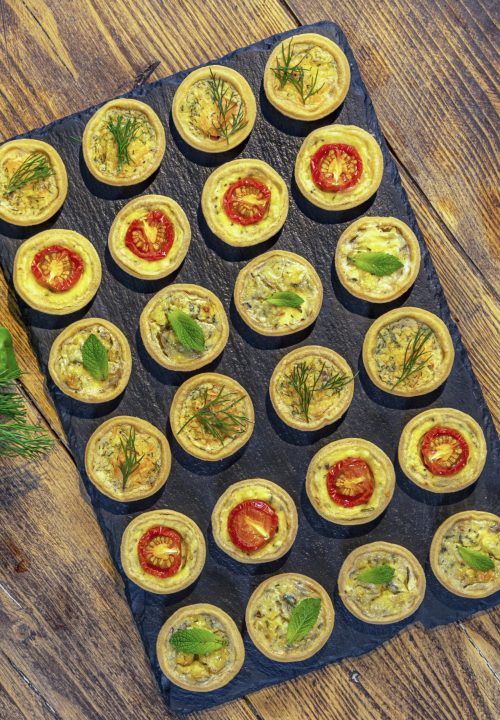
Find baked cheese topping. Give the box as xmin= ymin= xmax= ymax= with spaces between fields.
xmin=0 ymin=147 xmax=59 ymax=221
xmin=177 ymin=79 xmax=245 ymax=144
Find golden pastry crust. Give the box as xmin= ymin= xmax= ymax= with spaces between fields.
xmin=338 ymin=542 xmax=426 ymax=624
xmin=120 ymin=510 xmax=206 ymax=594
xmin=362 ymin=307 xmax=455 ymax=397
xmin=201 ymin=159 xmax=289 ymax=247
xmin=430 ymin=511 xmax=499 ymax=598
xmin=295 ymin=125 xmax=383 ymax=211
xmin=211 ymin=478 xmax=298 ymax=563
xmin=306 ymin=438 xmax=395 ymax=525
xmin=108 ymin=195 xmax=191 ymax=279
xmin=234 ymin=250 xmax=323 ymax=336
xmin=13 ymin=230 xmax=101 ymax=315
xmin=270 ymin=345 xmax=354 ymax=430
xmin=172 ymin=65 xmax=256 ymax=153
xmin=48 ymin=318 xmax=131 ymax=403
xmin=245 ymin=572 xmax=334 ymax=662
xmin=85 ymin=416 xmax=171 ymax=501
xmin=82 ymin=98 xmax=166 ymax=186
xmin=156 ymin=603 xmax=245 ymax=692
xmin=0 ymin=139 xmax=68 ymax=226
xmin=335 ymin=216 xmax=421 ymax=303
xmin=139 ymin=283 xmax=229 ymax=371
xmin=398 ymin=408 xmax=487 ymax=493
xmin=170 ymin=372 xmax=254 ymax=461
xmin=264 ymin=33 xmax=350 ymax=121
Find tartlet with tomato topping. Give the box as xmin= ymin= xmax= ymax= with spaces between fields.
xmin=211 ymin=478 xmax=298 ymax=563
xmin=85 ymin=416 xmax=171 ymax=501
xmin=83 ymin=98 xmax=165 ymax=186
xmin=398 ymin=408 xmax=487 ymax=493
xmin=201 ymin=159 xmax=288 ymax=247
xmin=0 ymin=139 xmax=68 ymax=226
xmin=335 ymin=217 xmax=421 ymax=303
xmin=120 ymin=509 xmax=206 ymax=594
xmin=156 ymin=603 xmax=245 ymax=692
xmin=362 ymin=307 xmax=455 ymax=396
xmin=306 ymin=438 xmax=395 ymax=525
xmin=430 ymin=511 xmax=499 ymax=598
xmin=245 ymin=573 xmax=334 ymax=662
xmin=170 ymin=372 xmax=254 ymax=461
xmin=13 ymin=230 xmax=101 ymax=315
xmin=234 ymin=250 xmax=323 ymax=336
xmin=270 ymin=345 xmax=355 ymax=430
xmin=140 ymin=283 xmax=229 ymax=371
xmin=108 ymin=195 xmax=191 ymax=280
xmin=338 ymin=542 xmax=426 ymax=624
xmin=172 ymin=65 xmax=256 ymax=153
xmin=294 ymin=125 xmax=383 ymax=211
xmin=264 ymin=33 xmax=350 ymax=121
xmin=48 ymin=318 xmax=131 ymax=403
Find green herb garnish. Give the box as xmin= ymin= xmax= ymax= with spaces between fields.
xmin=350 ymin=252 xmax=404 ymax=277
xmin=106 ymin=114 xmax=142 ymax=170
xmin=81 ymin=334 xmax=109 ymax=381
xmin=207 ymin=69 xmax=248 ymax=143
xmin=265 ymin=291 xmax=304 ymax=309
xmin=286 ymin=597 xmax=321 ymax=644
xmin=178 ymin=385 xmax=251 ymax=446
xmin=357 ymin=564 xmax=395 ymax=585
xmin=271 ymin=40 xmax=324 ymax=105
xmin=169 ymin=627 xmax=227 ymax=656
xmin=118 ymin=427 xmax=144 ymax=490
xmin=457 ymin=546 xmax=494 ymax=572
xmin=391 ymin=326 xmax=433 ymax=389
xmin=287 ymin=360 xmax=355 ymax=423
xmin=3 ymin=152 xmax=53 ymax=196
xmin=168 ymin=310 xmax=205 ymax=353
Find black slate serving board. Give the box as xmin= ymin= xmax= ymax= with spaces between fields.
xmin=0 ymin=21 xmax=498 ymax=715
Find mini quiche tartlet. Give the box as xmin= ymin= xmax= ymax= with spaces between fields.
xmin=264 ymin=33 xmax=350 ymax=121
xmin=398 ymin=408 xmax=487 ymax=493
xmin=245 ymin=573 xmax=334 ymax=662
xmin=430 ymin=512 xmax=499 ymax=598
xmin=201 ymin=159 xmax=288 ymax=247
xmin=338 ymin=542 xmax=426 ymax=623
xmin=270 ymin=345 xmax=354 ymax=430
xmin=85 ymin=416 xmax=171 ymax=501
xmin=108 ymin=195 xmax=191 ymax=279
xmin=82 ymin=98 xmax=165 ymax=185
xmin=335 ymin=216 xmax=421 ymax=302
xmin=140 ymin=283 xmax=229 ymax=371
xmin=295 ymin=125 xmax=383 ymax=211
xmin=306 ymin=438 xmax=395 ymax=525
xmin=211 ymin=478 xmax=298 ymax=563
xmin=170 ymin=373 xmax=254 ymax=461
xmin=362 ymin=307 xmax=454 ymax=396
xmin=234 ymin=250 xmax=322 ymax=336
xmin=0 ymin=139 xmax=68 ymax=226
xmin=48 ymin=318 xmax=131 ymax=403
xmin=172 ymin=65 xmax=256 ymax=153
xmin=120 ymin=509 xmax=206 ymax=594
xmin=156 ymin=604 xmax=245 ymax=692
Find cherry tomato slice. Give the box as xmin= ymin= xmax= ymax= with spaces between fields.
xmin=222 ymin=178 xmax=271 ymax=226
xmin=227 ymin=499 xmax=278 ymax=552
xmin=326 ymin=457 xmax=374 ymax=507
xmin=420 ymin=426 xmax=469 ymax=476
xmin=31 ymin=245 xmax=84 ymax=293
xmin=137 ymin=526 xmax=182 ymax=578
xmin=125 ymin=209 xmax=174 ymax=260
xmin=310 ymin=143 xmax=363 ymax=192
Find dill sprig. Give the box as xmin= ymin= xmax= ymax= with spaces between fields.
xmin=0 ymin=368 xmax=53 ymax=458
xmin=271 ymin=40 xmax=324 ymax=105
xmin=178 ymin=386 xmax=251 ymax=446
xmin=106 ymin=114 xmax=142 ymax=170
xmin=207 ymin=69 xmax=247 ymax=143
xmin=118 ymin=427 xmax=144 ymax=490
xmin=391 ymin=327 xmax=434 ymax=389
xmin=3 ymin=152 xmax=53 ymax=196
xmin=287 ymin=361 xmax=354 ymax=423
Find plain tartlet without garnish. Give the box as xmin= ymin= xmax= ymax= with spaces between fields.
xmin=306 ymin=438 xmax=395 ymax=525
xmin=201 ymin=158 xmax=289 ymax=247
xmin=338 ymin=542 xmax=426 ymax=624
xmin=245 ymin=573 xmax=334 ymax=662
xmin=13 ymin=230 xmax=101 ymax=315
xmin=264 ymin=33 xmax=350 ymax=121
xmin=270 ymin=345 xmax=354 ymax=431
xmin=84 ymin=416 xmax=171 ymax=501
xmin=120 ymin=509 xmax=206 ymax=594
xmin=172 ymin=65 xmax=256 ymax=153
xmin=0 ymin=138 xmax=68 ymax=226
xmin=48 ymin=318 xmax=131 ymax=403
xmin=211 ymin=478 xmax=298 ymax=563
xmin=294 ymin=124 xmax=384 ymax=211
xmin=362 ymin=307 xmax=455 ymax=397
xmin=108 ymin=195 xmax=191 ymax=280
xmin=335 ymin=216 xmax=421 ymax=303
xmin=82 ymin=98 xmax=165 ymax=186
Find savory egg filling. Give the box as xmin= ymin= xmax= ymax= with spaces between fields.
xmin=0 ymin=148 xmax=59 ymax=221
xmin=165 ymin=614 xmax=233 ymax=684
xmin=177 ymin=79 xmax=245 ymax=144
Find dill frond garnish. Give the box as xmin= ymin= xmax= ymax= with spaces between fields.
xmin=118 ymin=427 xmax=144 ymax=490
xmin=0 ymin=368 xmax=53 ymax=458
xmin=207 ymin=69 xmax=247 ymax=143
xmin=4 ymin=152 xmax=53 ymax=196
xmin=106 ymin=114 xmax=142 ymax=170
xmin=391 ymin=327 xmax=434 ymax=389
xmin=271 ymin=40 xmax=324 ymax=105
xmin=287 ymin=361 xmax=354 ymax=423
xmin=178 ymin=386 xmax=251 ymax=445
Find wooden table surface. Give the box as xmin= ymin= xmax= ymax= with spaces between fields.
xmin=0 ymin=2 xmax=498 ymax=719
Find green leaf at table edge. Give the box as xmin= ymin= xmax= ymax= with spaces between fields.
xmin=169 ymin=627 xmax=227 ymax=655
xmin=457 ymin=546 xmax=494 ymax=572
xmin=168 ymin=309 xmax=205 ymax=353
xmin=265 ymin=290 xmax=305 ymax=308
xmin=356 ymin=564 xmax=395 ymax=585
xmin=349 ymin=251 xmax=404 ymax=277
xmin=81 ymin=333 xmax=109 ymax=381
xmin=286 ymin=597 xmax=321 ymax=645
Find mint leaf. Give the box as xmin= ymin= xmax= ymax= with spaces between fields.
xmin=457 ymin=546 xmax=494 ymax=572
xmin=168 ymin=310 xmax=205 ymax=353
xmin=81 ymin=333 xmax=108 ymax=380
xmin=286 ymin=597 xmax=321 ymax=645
xmin=357 ymin=564 xmax=395 ymax=585
xmin=169 ymin=627 xmax=226 ymax=655
xmin=350 ymin=252 xmax=404 ymax=277
xmin=265 ymin=291 xmax=304 ymax=309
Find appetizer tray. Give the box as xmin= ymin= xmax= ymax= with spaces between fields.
xmin=0 ymin=21 xmax=498 ymax=714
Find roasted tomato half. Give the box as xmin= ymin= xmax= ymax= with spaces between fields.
xmin=31 ymin=245 xmax=84 ymax=292
xmin=310 ymin=143 xmax=363 ymax=192
xmin=227 ymin=499 xmax=278 ymax=552
xmin=137 ymin=525 xmax=182 ymax=577
xmin=420 ymin=426 xmax=469 ymax=476
xmin=222 ymin=178 xmax=271 ymax=225
xmin=125 ymin=209 xmax=174 ymax=260
xmin=326 ymin=457 xmax=374 ymax=507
